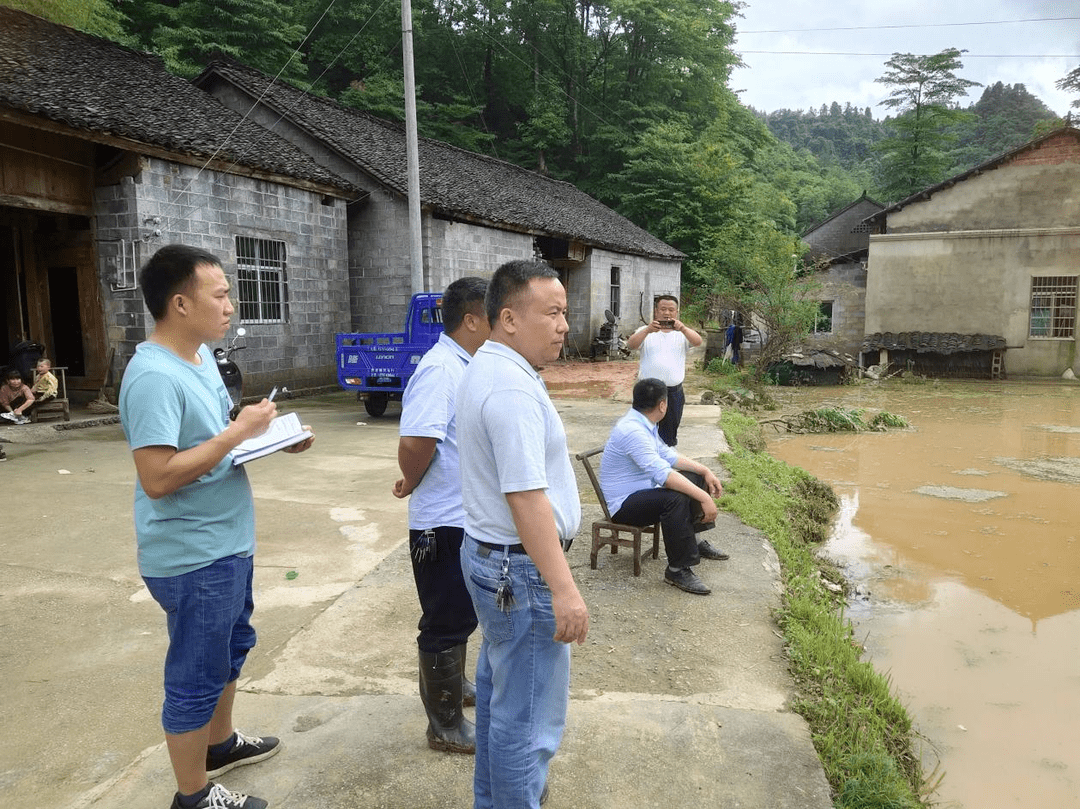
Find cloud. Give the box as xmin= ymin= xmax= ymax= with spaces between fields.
xmin=732 ymin=1 xmax=1080 ymax=116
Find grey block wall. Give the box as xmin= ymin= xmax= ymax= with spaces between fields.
xmin=95 ymin=158 xmax=349 ymax=393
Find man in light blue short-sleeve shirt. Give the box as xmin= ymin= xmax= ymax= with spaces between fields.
xmin=457 ymin=259 xmax=588 ymax=809
xmin=119 ymin=244 xmax=313 ymax=809
xmin=393 ymin=277 xmax=489 ymax=756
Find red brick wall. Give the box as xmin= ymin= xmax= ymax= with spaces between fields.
xmin=1008 ymin=132 xmax=1080 ymax=166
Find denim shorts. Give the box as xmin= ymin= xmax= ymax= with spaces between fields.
xmin=143 ymin=554 xmax=256 ymax=734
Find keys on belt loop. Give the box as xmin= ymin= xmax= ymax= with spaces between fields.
xmin=412 ymin=528 xmax=437 ymax=562
xmin=495 ymin=554 xmax=515 ymax=611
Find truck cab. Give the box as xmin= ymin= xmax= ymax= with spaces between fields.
xmin=336 ymin=292 xmax=444 ymax=416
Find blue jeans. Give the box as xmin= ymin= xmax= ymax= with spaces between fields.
xmin=461 ymin=536 xmax=570 ymax=809
xmin=143 ymin=554 xmax=256 ymax=734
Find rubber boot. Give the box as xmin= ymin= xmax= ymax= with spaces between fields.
xmin=458 ymin=642 xmax=476 ymax=708
xmin=419 ymin=648 xmax=476 ymax=754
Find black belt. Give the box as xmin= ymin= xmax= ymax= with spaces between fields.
xmin=475 ymin=538 xmax=573 ymax=554
xmin=476 ymin=540 xmax=528 ymax=554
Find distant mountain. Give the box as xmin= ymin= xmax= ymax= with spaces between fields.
xmin=759 ymin=83 xmax=1061 ymax=188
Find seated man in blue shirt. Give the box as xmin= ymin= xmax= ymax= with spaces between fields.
xmin=599 ymin=377 xmax=728 ymax=595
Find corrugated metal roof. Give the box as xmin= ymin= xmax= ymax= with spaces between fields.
xmin=0 ymin=7 xmax=356 ymax=194
xmin=196 ymin=60 xmax=684 ymax=261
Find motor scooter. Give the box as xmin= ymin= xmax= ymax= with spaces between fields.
xmin=214 ymin=328 xmax=246 ymax=419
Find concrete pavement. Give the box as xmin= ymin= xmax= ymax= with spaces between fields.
xmin=0 ymin=391 xmax=833 ymax=809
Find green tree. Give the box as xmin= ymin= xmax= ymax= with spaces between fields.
xmin=948 ymin=82 xmax=1057 ymax=171
xmin=3 ymin=0 xmax=128 ymax=40
xmin=874 ymin=48 xmax=980 ymax=201
xmin=1056 ymin=65 xmax=1080 ymax=109
xmin=140 ymin=0 xmax=308 ymax=80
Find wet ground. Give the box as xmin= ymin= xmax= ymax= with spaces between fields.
xmin=767 ymin=379 xmax=1080 ymax=809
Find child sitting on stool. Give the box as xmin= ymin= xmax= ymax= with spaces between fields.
xmin=32 ymin=358 xmax=58 ymax=405
xmin=1 ymin=367 xmax=34 ymax=424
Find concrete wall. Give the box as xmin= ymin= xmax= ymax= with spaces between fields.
xmin=866 ymin=149 xmax=1080 ymax=377
xmin=571 ymin=248 xmax=681 ymax=353
xmin=802 ymin=197 xmax=881 ymax=261
xmin=798 ymin=261 xmax=867 ymax=357
xmin=95 ymin=157 xmax=348 ymax=393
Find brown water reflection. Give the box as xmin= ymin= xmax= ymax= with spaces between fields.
xmin=767 ymin=381 xmax=1080 ymax=809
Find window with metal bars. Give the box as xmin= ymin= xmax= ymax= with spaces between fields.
xmin=610 ymin=266 xmax=621 ymax=317
xmin=1029 ymin=276 xmax=1077 ymax=338
xmin=235 ymin=236 xmax=287 ymax=324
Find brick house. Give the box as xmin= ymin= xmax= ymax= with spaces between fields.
xmin=0 ymin=7 xmax=358 ymax=396
xmin=797 ymin=192 xmax=884 ymax=359
xmin=194 ymin=60 xmax=684 ymax=354
xmin=863 ymin=125 xmax=1080 ymax=378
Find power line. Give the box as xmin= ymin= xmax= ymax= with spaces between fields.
xmin=739 ymin=51 xmax=1078 ymax=58
xmin=738 ymin=17 xmax=1080 ymax=35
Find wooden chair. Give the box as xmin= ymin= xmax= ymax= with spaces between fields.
xmin=30 ymin=366 xmax=70 ymax=423
xmin=574 ymin=446 xmax=660 ymax=576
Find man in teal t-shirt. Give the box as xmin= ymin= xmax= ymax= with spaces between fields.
xmin=119 ymin=244 xmax=313 ymax=809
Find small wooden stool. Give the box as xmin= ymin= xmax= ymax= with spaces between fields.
xmin=575 ymin=446 xmax=660 ymax=576
xmin=30 ymin=366 xmax=70 ymax=423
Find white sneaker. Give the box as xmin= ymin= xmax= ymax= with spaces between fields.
xmin=16 ymin=415 xmax=30 ymax=424
xmin=0 ymin=412 xmax=16 ymax=422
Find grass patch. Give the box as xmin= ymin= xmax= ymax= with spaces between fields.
xmin=760 ymin=407 xmax=910 ymax=434
xmin=720 ymin=410 xmax=926 ymax=808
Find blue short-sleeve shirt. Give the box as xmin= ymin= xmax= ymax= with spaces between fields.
xmin=457 ymin=341 xmax=580 ymax=545
xmin=399 ymin=332 xmax=471 ymax=529
xmin=119 ymin=342 xmax=256 ymax=578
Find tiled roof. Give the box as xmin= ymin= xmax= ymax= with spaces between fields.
xmin=0 ymin=7 xmax=356 ymax=194
xmin=196 ymin=60 xmax=684 ymax=260
xmin=862 ymin=332 xmax=1006 ymax=354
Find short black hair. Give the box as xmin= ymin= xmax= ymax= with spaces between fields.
xmin=442 ymin=276 xmax=488 ymax=332
xmin=486 ymin=259 xmax=558 ymax=326
xmin=4 ymin=366 xmax=23 ymax=381
xmin=655 ymin=294 xmax=679 ymax=308
xmin=139 ymin=244 xmax=223 ymax=320
xmin=632 ymin=377 xmax=668 ymax=412
xmin=630 ymin=378 xmax=665 ymax=412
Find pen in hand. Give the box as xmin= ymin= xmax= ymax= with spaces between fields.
xmin=268 ymin=386 xmax=279 ymax=402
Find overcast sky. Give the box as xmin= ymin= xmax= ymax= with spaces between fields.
xmin=731 ymin=1 xmax=1080 ymax=117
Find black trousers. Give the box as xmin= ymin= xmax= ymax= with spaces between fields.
xmin=409 ymin=526 xmax=478 ymax=653
xmin=611 ymin=471 xmax=707 ymax=570
xmin=658 ymin=383 xmax=684 ymax=447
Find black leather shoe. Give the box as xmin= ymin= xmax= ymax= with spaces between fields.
xmin=664 ymin=567 xmax=711 ymax=595
xmin=697 ymin=540 xmax=729 ymax=561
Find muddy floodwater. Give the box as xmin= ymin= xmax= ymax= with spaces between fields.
xmin=766 ymin=380 xmax=1080 ymax=809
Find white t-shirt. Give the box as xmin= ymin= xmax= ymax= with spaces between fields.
xmin=635 ymin=327 xmax=689 ymax=386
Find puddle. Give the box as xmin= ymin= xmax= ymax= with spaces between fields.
xmin=768 ymin=381 xmax=1080 ymax=809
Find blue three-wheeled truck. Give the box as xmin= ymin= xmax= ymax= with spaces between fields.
xmin=335 ymin=292 xmax=445 ymax=416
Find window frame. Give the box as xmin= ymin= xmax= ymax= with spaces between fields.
xmin=609 ymin=266 xmax=621 ymax=318
xmin=1028 ymin=276 xmax=1077 ymax=339
xmin=813 ymin=300 xmax=834 ymax=334
xmin=235 ymin=236 xmax=287 ymax=325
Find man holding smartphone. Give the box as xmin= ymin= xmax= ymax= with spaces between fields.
xmin=625 ymin=295 xmax=702 ymax=447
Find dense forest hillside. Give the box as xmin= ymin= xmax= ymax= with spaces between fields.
xmin=759 ymin=82 xmax=1060 ymax=209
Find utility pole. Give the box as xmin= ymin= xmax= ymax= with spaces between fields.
xmin=402 ymin=0 xmax=424 ymax=294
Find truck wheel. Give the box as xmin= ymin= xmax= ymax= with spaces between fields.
xmin=365 ymin=393 xmax=389 ymax=417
